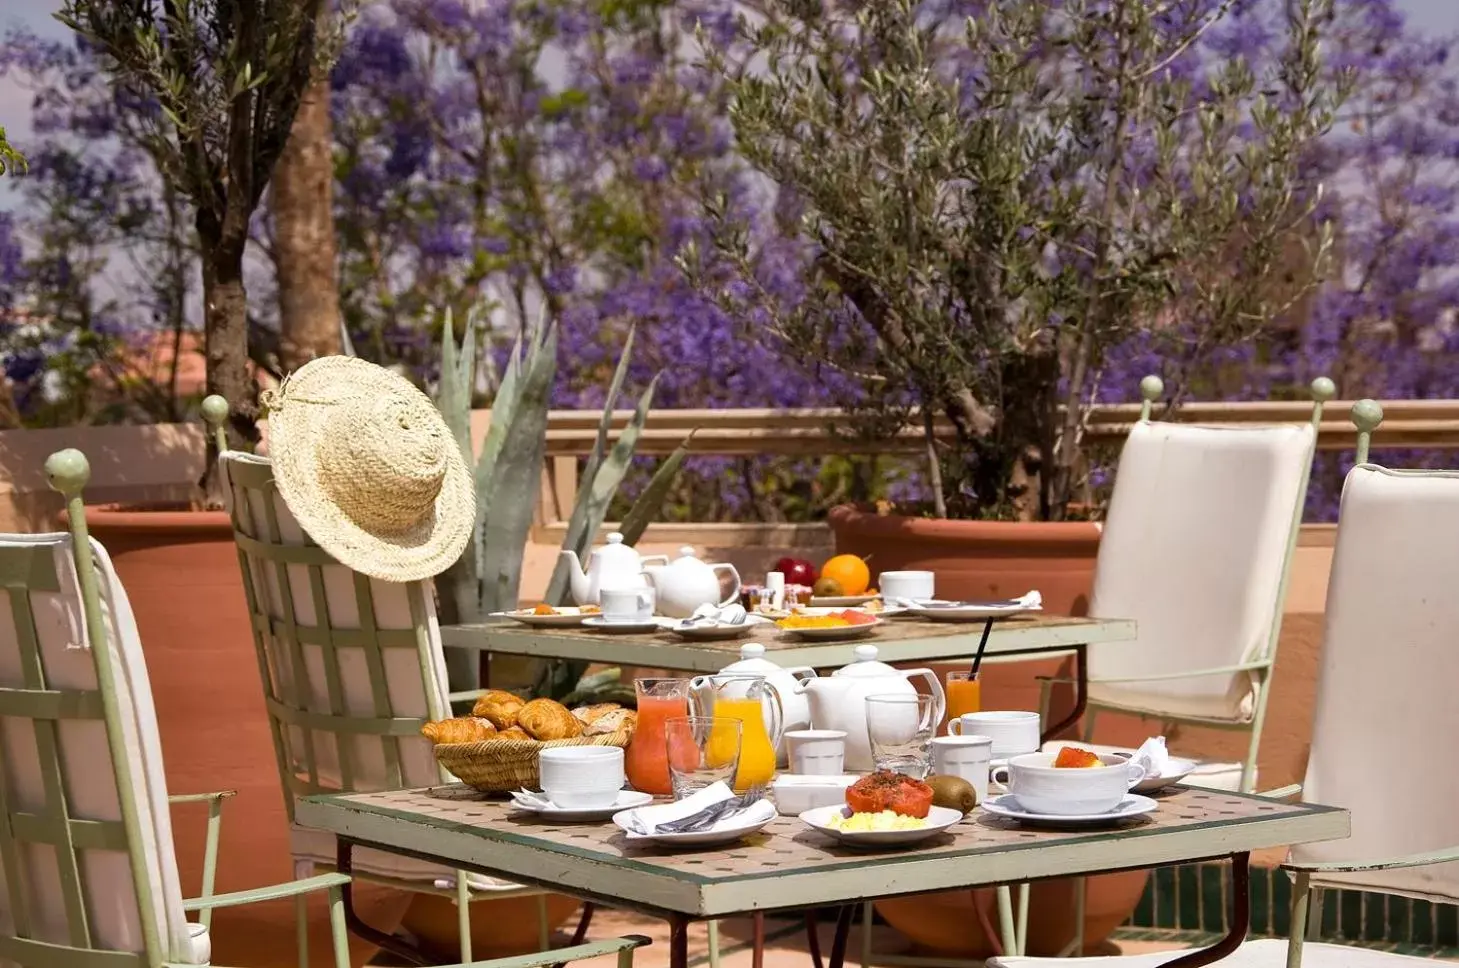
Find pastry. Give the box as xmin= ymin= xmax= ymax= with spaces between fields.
xmin=472 ymin=690 xmax=525 ymax=729
xmin=420 ymin=717 xmax=497 ymax=745
xmin=582 ymin=707 xmax=636 ymax=737
xmin=517 ymin=699 xmax=584 ymax=741
xmin=571 ymin=703 xmax=619 ymax=726
xmin=496 ymin=727 xmax=532 ymax=741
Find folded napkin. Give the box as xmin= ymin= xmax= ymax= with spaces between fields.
xmin=623 ymin=782 xmax=734 ymax=834
xmin=1129 ymin=736 xmax=1172 ymax=778
xmin=510 ymin=789 xmax=553 ymax=810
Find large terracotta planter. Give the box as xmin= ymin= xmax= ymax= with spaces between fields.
xmin=403 ymin=894 xmax=582 ymax=961
xmin=77 ymin=507 xmax=409 ymax=967
xmin=828 ymin=506 xmax=1143 ymax=956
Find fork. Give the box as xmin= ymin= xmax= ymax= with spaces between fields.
xmin=655 ymin=784 xmax=768 ymax=834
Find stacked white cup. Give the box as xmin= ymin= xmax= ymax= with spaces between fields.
xmin=539 ymin=747 xmax=625 ymax=808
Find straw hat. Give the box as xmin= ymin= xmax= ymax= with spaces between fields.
xmin=261 ymin=356 xmax=474 ymax=582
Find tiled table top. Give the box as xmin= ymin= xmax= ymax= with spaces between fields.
xmin=439 ymin=614 xmax=1137 ymax=673
xmin=300 ymin=784 xmax=1348 ymax=918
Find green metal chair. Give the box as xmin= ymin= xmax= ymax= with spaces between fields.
xmin=0 ymin=446 xmax=647 ymax=968
xmin=993 ymin=403 xmax=1459 ymax=967
xmin=215 ymin=438 xmax=594 ymax=966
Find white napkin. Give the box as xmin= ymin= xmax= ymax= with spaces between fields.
xmin=1129 ymin=736 xmax=1172 ymax=778
xmin=510 ymin=789 xmax=553 ymax=810
xmin=623 ymin=781 xmax=735 ymax=834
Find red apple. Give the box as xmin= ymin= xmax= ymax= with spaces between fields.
xmin=773 ymin=556 xmax=818 ymax=586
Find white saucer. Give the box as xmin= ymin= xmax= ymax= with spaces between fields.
xmin=582 ymin=617 xmax=659 ymax=634
xmin=614 ymin=800 xmax=777 ymax=847
xmin=511 ymin=790 xmax=653 ymax=822
xmin=492 ymin=609 xmax=594 ymax=627
xmin=980 ymin=793 xmax=1158 ymax=826
xmin=1127 ymin=758 xmax=1198 ymax=793
xmin=904 ymin=601 xmax=1042 ymax=622
xmin=800 ymin=805 xmax=965 ymax=847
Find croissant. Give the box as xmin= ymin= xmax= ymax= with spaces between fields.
xmin=420 ymin=717 xmax=497 ymax=745
xmin=472 ymin=690 xmax=525 ymax=730
xmin=582 ymin=708 xmax=636 ymax=737
xmin=517 ymin=699 xmax=584 ymax=741
xmin=496 ymin=727 xmax=533 ymax=742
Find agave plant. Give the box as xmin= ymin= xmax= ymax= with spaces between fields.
xmin=435 ymin=307 xmax=691 ymax=702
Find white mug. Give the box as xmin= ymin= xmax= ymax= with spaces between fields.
xmin=948 ymin=710 xmax=1041 ymax=759
xmin=878 ymin=570 xmax=935 ymax=602
xmin=930 ymin=734 xmax=992 ymax=802
xmin=600 ymin=585 xmax=655 ymax=624
xmin=989 ymin=751 xmax=1146 ymax=816
xmin=539 ymin=747 xmax=625 ymax=809
xmin=785 ymin=729 xmax=847 ymax=775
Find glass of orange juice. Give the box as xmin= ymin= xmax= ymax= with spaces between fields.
xmin=946 ymin=671 xmax=982 ymax=720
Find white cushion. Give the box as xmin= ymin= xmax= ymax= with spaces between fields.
xmin=1290 ymin=465 xmax=1459 ymax=901
xmin=990 ymin=937 xmax=1440 ymax=966
xmin=1088 ymin=422 xmax=1313 ymax=723
xmin=0 ymin=534 xmax=194 ymax=961
xmin=1039 ymin=741 xmax=1248 ymax=793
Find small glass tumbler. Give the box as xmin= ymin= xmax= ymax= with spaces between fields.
xmin=665 ymin=716 xmax=742 ymax=800
xmin=865 ymin=694 xmax=937 ymax=779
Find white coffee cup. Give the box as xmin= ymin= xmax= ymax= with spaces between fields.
xmin=989 ymin=751 xmax=1146 ymax=816
xmin=599 ymin=586 xmax=655 ymax=624
xmin=878 ymin=570 xmax=935 ymax=602
xmin=784 ymin=729 xmax=847 ymax=775
xmin=948 ymin=710 xmax=1041 ymax=759
xmin=930 ymin=734 xmax=993 ymax=801
xmin=539 ymin=746 xmax=625 ymax=809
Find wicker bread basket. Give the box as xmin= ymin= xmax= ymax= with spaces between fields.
xmin=435 ymin=729 xmax=633 ymax=793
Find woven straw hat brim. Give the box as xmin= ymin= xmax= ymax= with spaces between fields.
xmin=265 ymin=357 xmax=474 ymax=583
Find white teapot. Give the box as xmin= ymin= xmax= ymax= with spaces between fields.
xmin=559 ymin=532 xmax=667 ymax=606
xmin=794 ymin=645 xmax=945 ymax=771
xmin=720 ymin=643 xmax=817 ymax=764
xmin=641 ymin=547 xmax=742 ymax=618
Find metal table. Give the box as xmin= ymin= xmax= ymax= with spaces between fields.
xmin=441 ymin=615 xmax=1136 ymax=741
xmin=299 ymin=784 xmax=1348 ymax=968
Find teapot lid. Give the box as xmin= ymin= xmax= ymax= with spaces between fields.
xmin=722 ymin=642 xmax=776 ymax=674
xmin=593 ymin=531 xmax=640 ymax=565
xmin=833 ymin=644 xmax=898 ymax=677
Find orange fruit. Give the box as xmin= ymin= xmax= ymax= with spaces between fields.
xmin=821 ymin=555 xmax=871 ymax=596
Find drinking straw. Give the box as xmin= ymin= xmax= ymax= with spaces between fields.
xmin=970 ymin=617 xmax=995 ymax=678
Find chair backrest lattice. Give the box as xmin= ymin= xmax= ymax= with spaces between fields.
xmin=219 ymin=453 xmax=452 ymax=822
xmin=0 ymin=450 xmax=190 ymax=968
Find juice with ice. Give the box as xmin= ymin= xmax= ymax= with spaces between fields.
xmin=707 ymin=696 xmax=777 ymax=791
xmin=626 ymin=693 xmax=690 ymax=795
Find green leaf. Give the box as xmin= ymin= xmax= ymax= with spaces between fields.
xmin=556 ymin=326 xmax=637 ymax=564
xmin=619 ymin=429 xmax=695 ymax=546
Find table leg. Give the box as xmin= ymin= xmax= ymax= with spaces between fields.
xmin=1158 ymin=853 xmax=1252 ymax=968
xmin=1040 ymin=644 xmax=1088 ymax=743
xmin=668 ymin=916 xmax=691 ymax=968
xmin=804 ymin=911 xmax=825 ymax=968
xmin=570 ymin=902 xmax=595 ymax=944
xmin=828 ymin=906 xmax=856 ymax=968
xmin=335 ymin=838 xmax=431 ymax=967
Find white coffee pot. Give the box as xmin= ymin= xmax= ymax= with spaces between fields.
xmin=719 ymin=643 xmax=817 ymax=764
xmin=640 ymin=547 xmax=742 ymax=618
xmin=794 ymin=644 xmax=945 ymax=771
xmin=559 ymin=532 xmax=667 ymax=606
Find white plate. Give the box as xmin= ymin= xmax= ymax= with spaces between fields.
xmin=778 ymin=617 xmax=884 ymax=641
xmin=491 ymin=609 xmax=596 ymax=627
xmin=667 ymin=623 xmax=759 ymax=641
xmin=613 ymin=800 xmax=778 ymax=847
xmin=980 ymin=793 xmax=1158 ymax=826
xmin=581 ymin=617 xmax=660 ymax=634
xmin=799 ymin=805 xmax=965 ymax=846
xmin=904 ymin=601 xmax=1042 ymax=622
xmin=1123 ymin=757 xmax=1199 ymax=793
xmin=511 ymin=790 xmax=653 ymax=822
xmin=809 ymin=595 xmax=879 ymax=607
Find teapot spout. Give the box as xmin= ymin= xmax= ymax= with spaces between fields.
xmin=558 ymin=549 xmax=589 ymax=604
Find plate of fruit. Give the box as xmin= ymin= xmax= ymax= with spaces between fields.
xmin=775 ymin=609 xmax=883 ymax=640
xmin=800 ymin=772 xmax=965 ymax=847
xmin=775 ymin=555 xmax=881 ymax=607
xmin=492 ymin=604 xmax=600 ymax=627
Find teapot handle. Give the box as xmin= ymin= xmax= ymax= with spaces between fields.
xmin=785 ymin=666 xmax=818 ymax=683
xmin=904 ymin=668 xmax=947 ymax=725
xmin=712 ymin=562 xmax=743 ymax=607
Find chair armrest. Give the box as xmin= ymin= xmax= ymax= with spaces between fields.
xmin=449 ymin=688 xmax=488 ymax=705
xmin=1256 ymin=784 xmax=1302 ymax=801
xmin=168 ymin=790 xmax=238 ymax=804
xmin=447 ymin=935 xmax=652 ymax=968
xmin=183 ymin=872 xmax=352 ymax=911
xmin=1035 ymin=661 xmax=1271 ymax=687
xmin=1282 ymin=845 xmax=1459 ymax=875
xmin=169 ymin=789 xmax=237 ymax=924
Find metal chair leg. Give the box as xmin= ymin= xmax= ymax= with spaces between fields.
xmin=297 ymin=891 xmax=310 ymax=968
xmin=537 ymin=892 xmax=552 ymax=951
xmin=996 ymin=885 xmax=1018 ymax=956
xmin=860 ymin=900 xmax=874 ymax=967
xmin=457 ymin=874 xmax=473 ymax=963
xmin=708 ymin=919 xmax=722 ymax=968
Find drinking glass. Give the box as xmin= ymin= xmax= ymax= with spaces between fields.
xmin=865 ymin=694 xmax=937 ymax=778
xmin=665 ymin=716 xmax=742 ymax=800
xmin=946 ymin=671 xmax=982 ymax=720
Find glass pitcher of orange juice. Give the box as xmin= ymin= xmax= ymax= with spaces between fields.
xmin=690 ymin=673 xmax=784 ymax=792
xmin=626 ymin=678 xmax=692 ymax=796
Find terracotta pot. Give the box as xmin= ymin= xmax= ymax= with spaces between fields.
xmin=76 ymin=506 xmax=410 ymax=967
xmin=828 ymin=506 xmax=1144 ymax=954
xmin=402 ymin=893 xmax=582 ymax=961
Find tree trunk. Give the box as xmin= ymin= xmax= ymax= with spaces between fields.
xmin=272 ymin=74 xmax=342 ymax=370
xmin=201 ymin=236 xmax=257 ymax=504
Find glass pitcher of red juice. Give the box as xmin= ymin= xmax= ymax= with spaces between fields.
xmin=626 ymin=678 xmax=692 ymax=796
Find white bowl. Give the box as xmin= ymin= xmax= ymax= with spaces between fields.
xmin=990 ymin=751 xmax=1145 ymax=816
xmin=540 ymin=747 xmax=624 ymax=808
xmin=771 ymin=774 xmax=858 ymax=815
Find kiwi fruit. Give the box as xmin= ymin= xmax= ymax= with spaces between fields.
xmin=927 ymin=774 xmax=979 ymax=814
xmin=812 ymin=576 xmax=844 ymax=597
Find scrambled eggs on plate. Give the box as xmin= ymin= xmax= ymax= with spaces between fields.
xmin=826 ymin=810 xmax=928 ymax=832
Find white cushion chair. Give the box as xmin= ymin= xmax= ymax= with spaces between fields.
xmin=994 ymin=401 xmax=1459 ymax=967
xmin=218 ymin=450 xmax=586 ymax=965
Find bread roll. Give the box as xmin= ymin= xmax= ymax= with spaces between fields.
xmin=517 ymin=699 xmax=584 ymax=741
xmin=582 ymin=707 xmax=636 ymax=737
xmin=420 ymin=717 xmax=497 ymax=745
xmin=472 ymin=690 xmax=525 ymax=729
xmin=496 ymin=727 xmax=532 ymax=742
xmin=571 ymin=703 xmax=619 ymax=726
